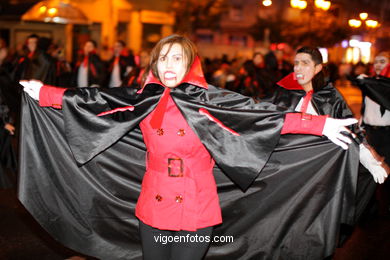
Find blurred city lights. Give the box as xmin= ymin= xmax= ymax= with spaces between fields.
xmin=291 ymin=0 xmax=330 ymax=10
xmin=349 ymin=39 xmax=360 ymax=47
xmin=349 ymin=13 xmax=380 ymax=29
xmin=47 ymin=7 xmax=58 ymax=16
xmin=365 ymin=19 xmax=379 ymax=28
xmin=22 ymin=0 xmax=89 ymax=24
xmin=262 ymin=0 xmax=272 ymax=7
xmin=315 ymin=0 xmax=331 ymax=11
xmin=318 ymin=48 xmax=328 ymax=63
xmin=359 ymin=12 xmax=368 ymax=20
xmin=290 ymin=0 xmax=307 ymax=9
xmin=345 ymin=40 xmax=372 ymax=64
xmin=348 ymin=19 xmax=362 ymax=28
xmin=39 ymin=6 xmax=47 ymax=14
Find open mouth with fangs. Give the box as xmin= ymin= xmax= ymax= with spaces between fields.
xmin=164 ymin=71 xmax=177 ymax=81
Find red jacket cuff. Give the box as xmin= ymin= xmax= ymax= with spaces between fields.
xmin=281 ymin=113 xmax=328 ymax=136
xmin=39 ymin=85 xmax=66 ymax=109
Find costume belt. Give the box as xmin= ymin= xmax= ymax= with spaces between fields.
xmin=146 ymin=153 xmax=213 ymax=177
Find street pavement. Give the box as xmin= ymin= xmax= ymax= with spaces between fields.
xmin=0 ymin=186 xmax=389 ymax=259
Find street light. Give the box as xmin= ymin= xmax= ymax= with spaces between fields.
xmin=291 ymin=0 xmax=307 ymax=9
xmin=348 ymin=19 xmax=362 ymax=28
xmin=366 ymin=19 xmax=379 ymax=28
xmin=359 ymin=12 xmax=368 ymax=20
xmin=291 ymin=0 xmax=330 ymax=10
xmin=348 ymin=13 xmax=380 ymax=29
xmin=22 ymin=0 xmax=89 ymax=24
xmin=314 ymin=0 xmax=331 ymax=11
xmin=262 ymin=0 xmax=272 ymax=7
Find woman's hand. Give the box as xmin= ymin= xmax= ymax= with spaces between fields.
xmin=4 ymin=123 xmax=15 ymax=135
xmin=20 ymin=80 xmax=43 ymax=101
xmin=322 ymin=118 xmax=358 ymax=150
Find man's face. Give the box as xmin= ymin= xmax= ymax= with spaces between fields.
xmin=373 ymin=55 xmax=389 ymax=75
xmin=84 ymin=41 xmax=95 ymax=55
xmin=157 ymin=43 xmax=187 ymax=88
xmin=253 ymin=54 xmax=264 ymax=66
xmin=113 ymin=42 xmax=123 ymax=56
xmin=27 ymin=37 xmax=38 ymax=53
xmin=294 ymin=53 xmax=322 ymax=90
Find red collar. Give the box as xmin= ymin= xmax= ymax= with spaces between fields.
xmin=380 ymin=64 xmax=390 ymax=78
xmin=277 ymin=73 xmax=303 ymax=90
xmin=139 ymin=56 xmax=208 ymax=93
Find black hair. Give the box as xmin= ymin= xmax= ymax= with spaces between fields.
xmin=27 ymin=34 xmax=39 ymax=40
xmin=116 ymin=40 xmax=126 ymax=47
xmin=86 ymin=39 xmax=98 ymax=48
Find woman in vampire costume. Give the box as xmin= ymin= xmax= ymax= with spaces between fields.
xmin=20 ymin=35 xmax=359 ymax=260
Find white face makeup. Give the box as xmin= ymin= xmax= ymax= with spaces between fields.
xmin=294 ymin=53 xmax=322 ymax=91
xmin=157 ymin=43 xmax=187 ymax=88
xmin=373 ymin=55 xmax=389 ymax=75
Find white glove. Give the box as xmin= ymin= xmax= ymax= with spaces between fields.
xmin=20 ymin=80 xmax=43 ymax=101
xmin=322 ymin=117 xmax=358 ymax=150
xmin=357 ymin=74 xmax=368 ymax=79
xmin=359 ymin=144 xmax=388 ymax=184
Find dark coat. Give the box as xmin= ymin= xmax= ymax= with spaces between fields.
xmin=72 ymin=53 xmax=106 ymax=87
xmin=12 ymin=50 xmax=56 ymax=85
xmin=106 ymin=53 xmax=136 ymax=87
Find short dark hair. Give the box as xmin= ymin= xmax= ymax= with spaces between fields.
xmin=86 ymin=39 xmax=98 ymax=48
xmin=116 ymin=40 xmax=126 ymax=47
xmin=27 ymin=34 xmax=39 ymax=40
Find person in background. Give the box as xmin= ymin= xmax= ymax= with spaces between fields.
xmin=0 ymin=38 xmax=14 ymax=73
xmin=12 ymin=34 xmax=56 ymax=85
xmin=48 ymin=44 xmax=72 ymax=87
xmin=106 ymin=40 xmax=136 ymax=88
xmin=72 ymin=40 xmax=106 ymax=88
xmin=0 ymin=79 xmax=16 ymax=188
xmin=274 ymin=49 xmax=294 ymax=79
xmin=234 ymin=53 xmax=274 ymax=98
xmin=267 ymin=46 xmax=388 ymax=183
xmin=356 ymin=51 xmax=390 ymax=216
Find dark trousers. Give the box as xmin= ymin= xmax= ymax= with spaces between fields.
xmin=365 ymin=125 xmax=390 ymax=216
xmin=139 ymin=221 xmax=213 ymax=260
xmin=365 ymin=125 xmax=390 ymax=165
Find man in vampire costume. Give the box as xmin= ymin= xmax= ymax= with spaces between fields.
xmin=72 ymin=40 xmax=106 ymax=88
xmin=265 ymin=46 xmax=388 ymax=239
xmin=19 ymin=36 xmax=361 ymax=260
xmin=351 ymin=51 xmax=390 ymax=217
xmin=12 ymin=34 xmax=56 ymax=85
xmin=106 ymin=40 xmax=136 ymax=88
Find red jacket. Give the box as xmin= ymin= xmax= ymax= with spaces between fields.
xmin=136 ymin=93 xmax=222 ymax=231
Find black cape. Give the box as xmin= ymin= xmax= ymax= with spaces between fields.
xmin=265 ymin=82 xmax=376 ymax=224
xmin=19 ymin=84 xmax=360 ymax=260
xmin=351 ymin=76 xmax=390 ymax=116
xmin=264 ymin=82 xmax=353 ymax=118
